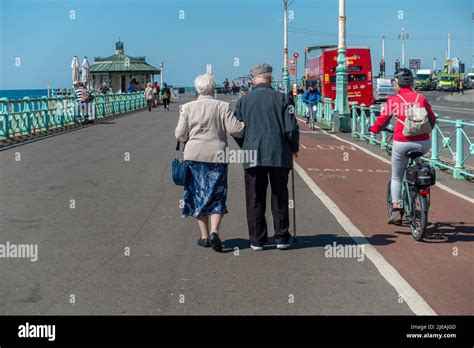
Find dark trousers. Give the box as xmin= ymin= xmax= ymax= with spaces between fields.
xmin=244 ymin=166 xmax=291 ymax=246
xmin=147 ymin=99 xmax=152 ymax=111
xmin=163 ymin=98 xmax=170 ymax=109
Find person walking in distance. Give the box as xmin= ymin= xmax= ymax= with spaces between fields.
xmin=233 ymin=64 xmax=299 ymax=251
xmin=145 ymin=82 xmax=154 ymax=111
xmin=161 ymin=83 xmax=171 ymax=110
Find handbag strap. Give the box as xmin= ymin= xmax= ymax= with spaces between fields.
xmin=175 ymin=140 xmax=186 ymax=152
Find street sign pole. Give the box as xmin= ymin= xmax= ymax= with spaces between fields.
xmin=334 ymin=0 xmax=350 ymax=132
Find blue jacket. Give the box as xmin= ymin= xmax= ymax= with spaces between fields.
xmin=302 ymin=89 xmax=321 ymax=106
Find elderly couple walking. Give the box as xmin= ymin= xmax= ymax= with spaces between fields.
xmin=175 ymin=64 xmax=300 ymax=252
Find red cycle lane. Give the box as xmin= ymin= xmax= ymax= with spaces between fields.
xmin=295 ymin=121 xmax=474 ymax=315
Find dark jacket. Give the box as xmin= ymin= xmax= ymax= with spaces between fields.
xmin=234 ymin=83 xmax=299 ymax=169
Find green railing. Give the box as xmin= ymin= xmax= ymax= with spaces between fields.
xmin=295 ymin=95 xmax=474 ymax=180
xmin=0 ymin=92 xmax=146 ymax=141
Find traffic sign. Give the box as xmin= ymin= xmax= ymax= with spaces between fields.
xmin=290 ymin=68 xmax=296 ymax=75
xmin=293 ymin=52 xmax=299 ymax=59
xmin=452 ymin=57 xmax=459 ymax=69
xmin=409 ymin=59 xmax=420 ymax=70
xmin=289 ymin=59 xmax=296 ymax=67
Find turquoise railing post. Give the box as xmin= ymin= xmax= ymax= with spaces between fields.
xmin=317 ymin=101 xmax=322 ymax=122
xmin=351 ymin=102 xmax=357 ymax=137
xmin=430 ymin=124 xmax=439 ymax=168
xmin=369 ymin=105 xmax=376 ymax=144
xmin=1 ymin=97 xmax=10 ymax=140
xmin=453 ymin=119 xmax=464 ymax=179
xmin=23 ymin=97 xmax=31 ymax=136
xmin=42 ymin=96 xmax=49 ymax=132
xmin=359 ymin=104 xmax=366 ymax=141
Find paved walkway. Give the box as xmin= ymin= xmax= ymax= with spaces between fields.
xmin=0 ymin=94 xmax=470 ymax=315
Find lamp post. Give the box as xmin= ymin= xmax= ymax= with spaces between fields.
xmin=282 ymin=0 xmax=290 ymax=94
xmin=398 ymin=27 xmax=409 ymax=68
xmin=334 ymin=0 xmax=350 ymax=132
xmin=160 ymin=61 xmax=164 ymax=88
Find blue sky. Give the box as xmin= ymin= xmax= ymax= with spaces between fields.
xmin=0 ymin=0 xmax=472 ymax=89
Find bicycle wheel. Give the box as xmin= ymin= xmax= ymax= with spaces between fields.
xmin=409 ymin=189 xmax=429 ymax=241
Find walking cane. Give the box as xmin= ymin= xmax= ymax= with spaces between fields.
xmin=291 ymin=164 xmax=297 ymax=243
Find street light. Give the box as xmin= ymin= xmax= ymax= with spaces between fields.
xmin=334 ymin=0 xmax=350 ymax=132
xmin=160 ymin=61 xmax=164 ymax=88
xmin=398 ymin=27 xmax=409 ymax=68
xmin=282 ymin=0 xmax=290 ymax=94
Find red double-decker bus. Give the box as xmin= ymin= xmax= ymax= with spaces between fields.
xmin=304 ymin=45 xmax=374 ymax=106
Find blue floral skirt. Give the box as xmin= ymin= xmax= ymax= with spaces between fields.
xmin=182 ymin=161 xmax=228 ymax=218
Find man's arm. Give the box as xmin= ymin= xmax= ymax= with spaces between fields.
xmin=283 ymin=95 xmax=299 ymax=153
xmin=231 ymin=99 xmax=244 ymax=148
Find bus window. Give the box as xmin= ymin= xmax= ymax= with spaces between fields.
xmin=329 ymin=74 xmax=367 ymax=83
xmin=330 ymin=66 xmax=363 ymax=73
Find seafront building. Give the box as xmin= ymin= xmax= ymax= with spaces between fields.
xmin=90 ymin=40 xmax=161 ymax=93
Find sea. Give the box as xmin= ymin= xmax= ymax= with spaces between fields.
xmin=0 ymin=89 xmax=51 ymax=100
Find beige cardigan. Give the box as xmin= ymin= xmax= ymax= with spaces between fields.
xmin=175 ymin=95 xmax=245 ymax=163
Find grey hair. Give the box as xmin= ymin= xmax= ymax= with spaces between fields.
xmin=252 ymin=72 xmax=272 ymax=82
xmin=194 ymin=74 xmax=216 ymax=95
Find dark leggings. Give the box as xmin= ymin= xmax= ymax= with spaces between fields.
xmin=162 ymin=98 xmax=170 ymax=109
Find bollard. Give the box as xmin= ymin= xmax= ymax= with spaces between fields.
xmin=369 ymin=105 xmax=376 ymax=144
xmin=351 ymin=102 xmax=357 ymax=137
xmin=453 ymin=119 xmax=464 ymax=179
xmin=430 ymin=122 xmax=439 ymax=168
xmin=359 ymin=104 xmax=366 ymax=141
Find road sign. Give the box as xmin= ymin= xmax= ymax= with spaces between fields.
xmin=409 ymin=59 xmax=421 ymax=70
xmin=452 ymin=58 xmax=459 ymax=69
xmin=289 ymin=59 xmax=296 ymax=67
xmin=290 ymin=68 xmax=296 ymax=75
xmin=293 ymin=52 xmax=299 ymax=59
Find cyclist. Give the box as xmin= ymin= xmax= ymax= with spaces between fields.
xmin=369 ymin=68 xmax=436 ymax=225
xmin=302 ymin=82 xmax=321 ymax=124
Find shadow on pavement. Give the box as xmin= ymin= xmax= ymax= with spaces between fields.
xmin=222 ymin=233 xmax=398 ymax=252
xmin=395 ymin=221 xmax=474 ymax=243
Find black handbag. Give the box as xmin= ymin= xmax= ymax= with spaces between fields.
xmin=172 ymin=141 xmax=189 ymax=186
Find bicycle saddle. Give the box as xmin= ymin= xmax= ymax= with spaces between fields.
xmin=405 ymin=150 xmax=424 ymax=159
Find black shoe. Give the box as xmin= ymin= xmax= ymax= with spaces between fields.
xmin=197 ymin=238 xmax=211 ymax=248
xmin=209 ymin=233 xmax=223 ymax=252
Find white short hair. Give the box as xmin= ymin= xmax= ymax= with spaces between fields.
xmin=194 ymin=74 xmax=216 ymax=95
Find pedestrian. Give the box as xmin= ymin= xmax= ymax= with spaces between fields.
xmin=81 ymin=83 xmax=94 ymax=124
xmin=127 ymin=81 xmax=134 ymax=93
xmin=145 ymin=82 xmax=154 ymax=111
xmin=175 ymin=74 xmax=245 ymax=252
xmin=100 ymin=82 xmax=108 ymax=94
xmin=73 ymin=83 xmax=84 ymax=124
xmin=152 ymin=82 xmax=160 ymax=107
xmin=233 ymin=63 xmax=299 ymax=251
xmin=458 ymin=79 xmax=464 ymax=95
xmin=161 ymin=83 xmax=171 ymax=110
xmin=223 ymin=78 xmax=230 ymax=94
xmin=230 ymin=81 xmax=237 ymax=98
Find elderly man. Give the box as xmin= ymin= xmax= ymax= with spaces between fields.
xmin=234 ymin=64 xmax=299 ymax=250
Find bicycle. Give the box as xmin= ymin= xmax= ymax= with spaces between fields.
xmin=383 ymin=128 xmax=434 ymax=241
xmin=306 ymin=102 xmax=318 ymax=131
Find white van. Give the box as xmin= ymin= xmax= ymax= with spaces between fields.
xmin=414 ymin=69 xmax=438 ymax=90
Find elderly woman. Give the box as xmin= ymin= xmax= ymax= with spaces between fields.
xmin=175 ymin=74 xmax=245 ymax=252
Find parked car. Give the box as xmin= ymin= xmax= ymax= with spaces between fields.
xmin=414 ymin=69 xmax=438 ymax=90
xmin=437 ymin=74 xmax=459 ymax=92
xmin=463 ymin=75 xmax=474 ymax=89
xmin=373 ymin=77 xmax=396 ymax=102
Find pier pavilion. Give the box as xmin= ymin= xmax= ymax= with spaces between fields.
xmin=90 ymin=40 xmax=161 ymax=93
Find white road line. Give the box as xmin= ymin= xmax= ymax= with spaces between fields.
xmin=300 ymin=144 xmax=307 ymax=149
xmin=442 ymin=116 xmax=451 ymax=119
xmin=297 ymin=119 xmax=474 ymax=204
xmin=293 ymin=161 xmax=437 ymax=316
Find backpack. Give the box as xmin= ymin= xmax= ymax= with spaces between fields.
xmin=396 ymin=93 xmax=432 ymax=137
